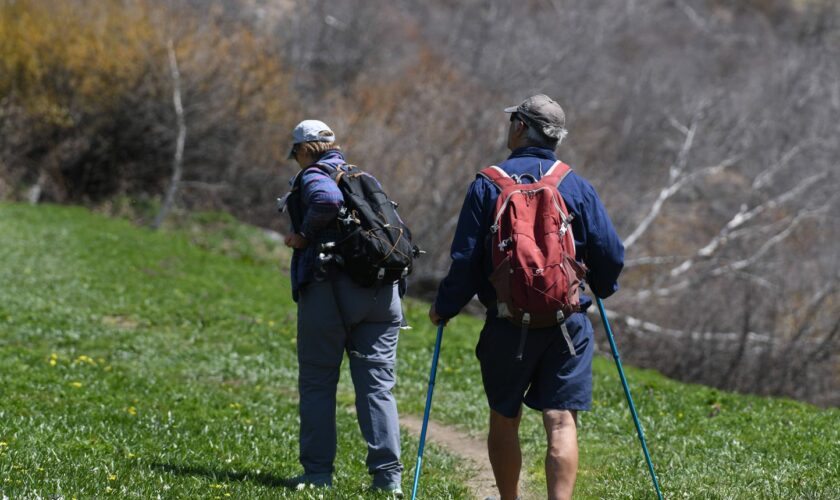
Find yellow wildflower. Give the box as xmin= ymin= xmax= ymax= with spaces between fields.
xmin=126 ymin=406 xmax=137 ymax=416
xmin=75 ymin=355 xmax=97 ymax=366
xmin=70 ymin=382 xmax=83 ymax=388
xmin=229 ymin=403 xmax=241 ymax=410
xmin=109 ymin=474 xmax=117 ymax=481
xmin=49 ymin=353 xmax=58 ymax=366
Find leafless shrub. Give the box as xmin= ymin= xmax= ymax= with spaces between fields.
xmin=2 ymin=0 xmax=838 ymax=404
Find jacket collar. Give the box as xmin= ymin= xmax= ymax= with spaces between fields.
xmin=289 ymin=149 xmax=346 ymax=188
xmin=308 ymin=149 xmax=346 ymax=170
xmin=508 ymin=146 xmax=557 ymax=161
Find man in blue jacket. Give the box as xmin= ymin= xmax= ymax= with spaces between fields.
xmin=283 ymin=120 xmax=404 ymax=496
xmin=429 ymin=95 xmax=624 ymax=500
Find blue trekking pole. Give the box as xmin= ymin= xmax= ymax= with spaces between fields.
xmin=411 ymin=322 xmax=445 ymax=500
xmin=596 ymin=297 xmax=664 ymax=500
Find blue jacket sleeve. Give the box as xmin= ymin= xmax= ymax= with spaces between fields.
xmin=434 ymin=179 xmax=488 ymax=319
xmin=299 ymin=168 xmax=343 ymax=238
xmin=580 ymin=186 xmax=625 ymax=299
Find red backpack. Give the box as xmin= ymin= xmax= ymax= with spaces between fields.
xmin=480 ymin=160 xmax=587 ymax=360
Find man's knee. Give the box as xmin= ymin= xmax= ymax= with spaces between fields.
xmin=543 ymin=409 xmax=577 ymax=428
xmin=490 ymin=408 xmax=522 ymax=431
xmin=543 ymin=410 xmax=578 ymax=453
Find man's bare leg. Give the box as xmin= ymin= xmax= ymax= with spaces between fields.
xmin=488 ymin=408 xmax=522 ymax=500
xmin=543 ymin=409 xmax=578 ymax=500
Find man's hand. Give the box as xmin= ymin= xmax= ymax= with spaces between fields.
xmin=284 ymin=233 xmax=309 ymax=249
xmin=428 ymin=304 xmax=444 ymax=326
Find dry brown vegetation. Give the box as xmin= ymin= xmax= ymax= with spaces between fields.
xmin=1 ymin=0 xmax=838 ymax=406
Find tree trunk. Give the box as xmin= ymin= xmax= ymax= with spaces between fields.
xmin=152 ymin=39 xmax=187 ymax=230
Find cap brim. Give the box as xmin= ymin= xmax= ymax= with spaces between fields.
xmin=287 ymin=145 xmax=296 ymax=160
xmin=503 ymin=105 xmax=518 ymax=113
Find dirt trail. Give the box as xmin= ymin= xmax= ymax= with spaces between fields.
xmin=400 ymin=414 xmax=500 ymax=499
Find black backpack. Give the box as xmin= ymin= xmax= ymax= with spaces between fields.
xmin=294 ymin=164 xmax=420 ymax=287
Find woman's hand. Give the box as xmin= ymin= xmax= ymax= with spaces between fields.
xmin=284 ymin=233 xmax=309 ymax=249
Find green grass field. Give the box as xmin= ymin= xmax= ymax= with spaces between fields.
xmin=1 ymin=203 xmax=838 ymax=499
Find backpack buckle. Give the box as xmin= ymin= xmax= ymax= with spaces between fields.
xmin=377 ymin=267 xmax=386 ymax=280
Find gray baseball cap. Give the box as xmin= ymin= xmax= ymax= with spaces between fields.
xmin=504 ymin=94 xmax=567 ymax=140
xmin=288 ymin=119 xmax=336 ymax=159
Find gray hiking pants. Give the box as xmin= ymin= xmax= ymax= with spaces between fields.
xmin=297 ymin=272 xmax=403 ymax=487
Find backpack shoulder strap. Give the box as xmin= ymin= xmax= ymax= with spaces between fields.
xmin=293 ymin=164 xmax=330 ymax=187
xmin=326 ymin=163 xmax=364 ymax=185
xmin=290 ymin=170 xmax=304 ymax=191
xmin=540 ymin=160 xmax=573 ymax=187
xmin=478 ymin=166 xmax=516 ymax=189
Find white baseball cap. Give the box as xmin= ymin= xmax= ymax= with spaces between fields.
xmin=288 ymin=119 xmax=336 ymax=159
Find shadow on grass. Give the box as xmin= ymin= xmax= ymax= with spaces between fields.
xmin=151 ymin=462 xmax=298 ymax=489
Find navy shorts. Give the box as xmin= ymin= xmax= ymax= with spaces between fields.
xmin=475 ymin=312 xmax=594 ymax=418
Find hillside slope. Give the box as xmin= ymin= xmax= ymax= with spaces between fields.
xmin=0 ymin=203 xmax=837 ymax=498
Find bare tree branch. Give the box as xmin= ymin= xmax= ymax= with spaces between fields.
xmin=637 ymin=206 xmax=829 ymax=299
xmin=623 ymin=156 xmax=735 ymax=249
xmin=752 ymin=139 xmax=817 ymax=190
xmin=624 ymin=255 xmax=685 ymax=267
xmin=722 ymin=206 xmax=829 ymax=273
xmin=152 ymin=39 xmax=187 ymax=230
xmin=668 ymin=172 xmax=827 ymax=277
xmin=675 ymin=0 xmax=710 ymax=33
xmin=791 ymin=274 xmax=840 ymax=344
xmin=623 ymin=119 xmax=696 ymax=249
xmin=600 ymin=308 xmax=780 ymax=346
